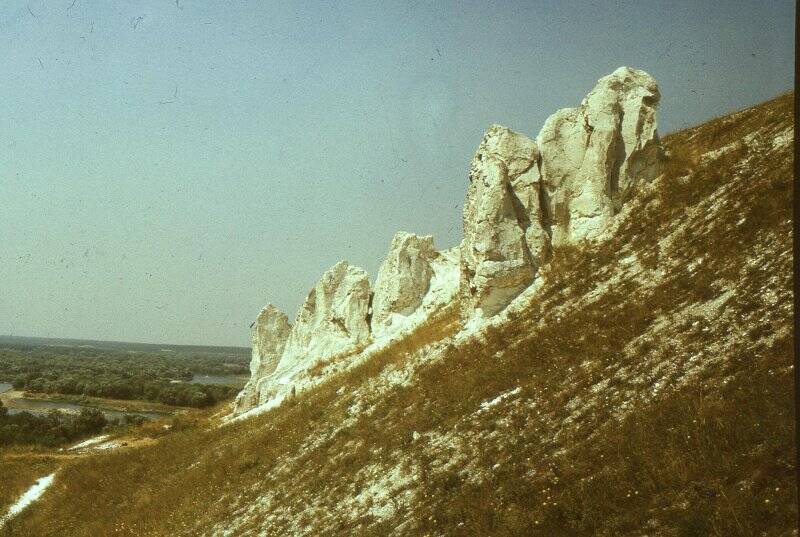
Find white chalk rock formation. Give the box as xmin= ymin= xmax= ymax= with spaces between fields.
xmin=371 ymin=232 xmax=437 ymax=338
xmin=460 ymin=66 xmax=663 ymax=318
xmin=460 ymin=126 xmax=550 ymax=318
xmin=256 ymin=261 xmax=372 ymax=403
xmin=232 ymin=66 xmax=664 ymax=418
xmin=250 ymin=304 xmax=292 ymax=378
xmin=233 ymin=304 xmax=291 ymax=413
xmin=537 ymin=66 xmax=663 ymax=246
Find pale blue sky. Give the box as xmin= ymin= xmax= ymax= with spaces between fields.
xmin=1 ymin=1 xmax=793 ymax=346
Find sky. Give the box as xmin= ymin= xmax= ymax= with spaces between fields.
xmin=0 ymin=0 xmax=794 ymax=347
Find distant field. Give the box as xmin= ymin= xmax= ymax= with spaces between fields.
xmin=0 ymin=337 xmax=251 ymax=411
xmin=0 ymin=335 xmax=249 ymax=358
xmin=0 ymin=337 xmax=250 ymax=450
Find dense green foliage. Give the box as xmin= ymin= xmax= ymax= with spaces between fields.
xmin=0 ymin=344 xmax=248 ymax=408
xmin=0 ymin=399 xmax=110 ymax=447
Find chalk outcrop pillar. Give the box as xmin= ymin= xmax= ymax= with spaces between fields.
xmin=460 ymin=126 xmax=549 ymax=318
xmin=233 ymin=304 xmax=291 ymax=413
xmin=371 ymin=232 xmax=438 ymax=338
xmin=537 ymin=66 xmax=663 ymax=246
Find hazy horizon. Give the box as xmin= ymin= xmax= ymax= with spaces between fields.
xmin=1 ymin=1 xmax=794 ymax=346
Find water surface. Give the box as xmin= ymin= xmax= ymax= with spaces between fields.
xmin=189 ymin=374 xmax=248 ymax=386
xmin=6 ymin=398 xmax=165 ymax=420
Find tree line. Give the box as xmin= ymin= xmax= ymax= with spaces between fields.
xmin=0 ymin=399 xmax=111 ymax=447
xmin=0 ymin=346 xmax=246 ymax=408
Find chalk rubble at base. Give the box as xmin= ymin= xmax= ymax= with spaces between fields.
xmin=1 ymin=472 xmax=57 ymax=527
xmin=68 ymin=434 xmax=110 ymax=451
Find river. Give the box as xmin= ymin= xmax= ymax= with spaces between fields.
xmin=4 ymin=398 xmax=165 ymax=420
xmin=189 ymin=374 xmax=248 ymax=386
xmin=1 ymin=383 xmax=166 ymax=420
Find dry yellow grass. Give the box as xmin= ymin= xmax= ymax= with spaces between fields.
xmin=0 ymin=450 xmax=61 ymax=515
xmin=7 ymin=92 xmax=795 ymax=537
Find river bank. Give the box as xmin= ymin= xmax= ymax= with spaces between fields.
xmin=0 ymin=388 xmax=177 ymax=420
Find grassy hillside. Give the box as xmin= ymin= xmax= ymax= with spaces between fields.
xmin=7 ymin=93 xmax=794 ymax=537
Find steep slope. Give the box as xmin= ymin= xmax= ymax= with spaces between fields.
xmin=10 ymin=93 xmax=794 ymax=537
xmin=233 ymin=67 xmax=664 ymax=418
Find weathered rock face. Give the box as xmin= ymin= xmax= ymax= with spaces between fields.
xmin=233 ymin=304 xmax=291 ymax=413
xmin=250 ymin=304 xmax=292 ymax=377
xmin=371 ymin=232 xmax=437 ymax=338
xmin=460 ymin=126 xmax=550 ymax=317
xmin=255 ymin=261 xmax=372 ymax=403
xmin=537 ymin=66 xmax=663 ymax=246
xmin=234 ymin=67 xmax=664 ymax=415
xmin=460 ymin=67 xmax=663 ymax=318
xmin=282 ymin=261 xmax=372 ymax=365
